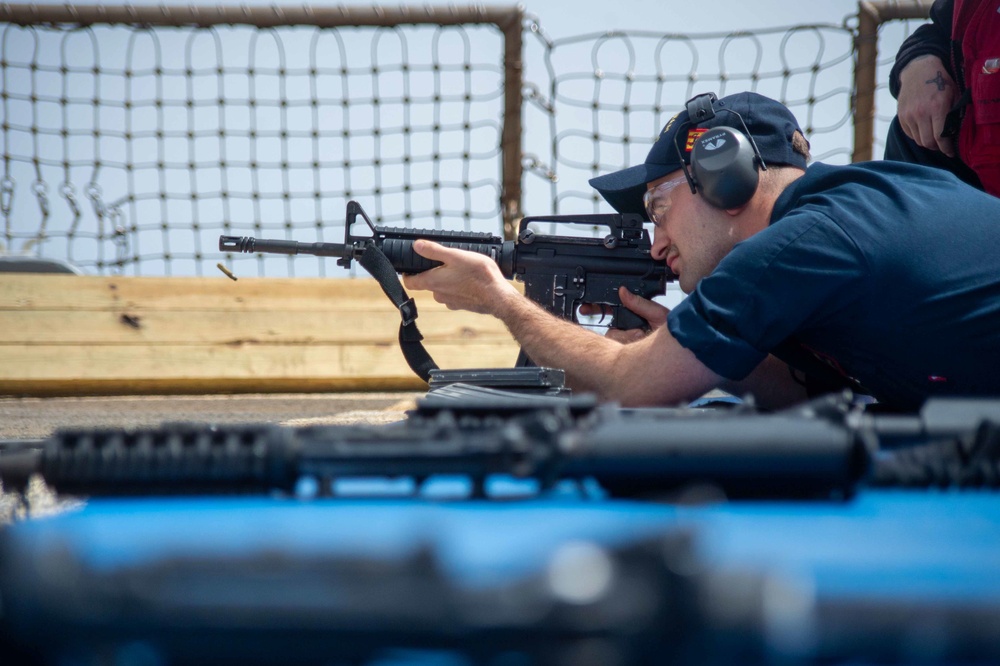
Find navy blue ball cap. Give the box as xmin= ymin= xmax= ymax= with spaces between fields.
xmin=588 ymin=91 xmax=808 ymax=217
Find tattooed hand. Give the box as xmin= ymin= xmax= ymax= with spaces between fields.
xmin=897 ymin=54 xmax=958 ymax=157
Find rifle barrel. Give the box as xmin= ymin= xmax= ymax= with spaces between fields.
xmin=219 ymin=235 xmax=350 ymax=258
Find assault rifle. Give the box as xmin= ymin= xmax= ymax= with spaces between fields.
xmin=219 ymin=201 xmax=672 ymax=378
xmin=0 ymin=392 xmax=865 ymax=501
xmin=2 ymin=391 xmax=998 ymax=503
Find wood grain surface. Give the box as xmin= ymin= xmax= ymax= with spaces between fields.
xmin=0 ymin=274 xmax=522 ymax=396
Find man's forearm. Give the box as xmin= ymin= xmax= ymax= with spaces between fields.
xmin=491 ymin=290 xmax=721 ymax=406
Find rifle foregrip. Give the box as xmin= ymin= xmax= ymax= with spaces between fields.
xmin=33 ymin=426 xmax=299 ymax=495
xmin=378 ymin=237 xmax=502 ymax=274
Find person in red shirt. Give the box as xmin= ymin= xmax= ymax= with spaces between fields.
xmin=885 ymin=0 xmax=1000 ymax=197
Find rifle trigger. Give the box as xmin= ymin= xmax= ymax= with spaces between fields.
xmin=399 ymin=298 xmax=419 ymax=327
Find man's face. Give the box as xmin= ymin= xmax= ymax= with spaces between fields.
xmin=644 ymin=171 xmax=739 ymax=294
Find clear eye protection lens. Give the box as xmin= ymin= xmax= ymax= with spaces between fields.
xmin=643 ymin=177 xmax=686 ymax=223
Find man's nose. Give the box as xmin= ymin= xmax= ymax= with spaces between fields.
xmin=650 ymin=230 xmax=669 ymax=261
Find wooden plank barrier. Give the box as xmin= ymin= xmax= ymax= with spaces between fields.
xmin=0 ymin=274 xmax=522 ymax=396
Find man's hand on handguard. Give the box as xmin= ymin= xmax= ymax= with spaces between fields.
xmin=897 ymin=54 xmax=958 ymax=157
xmin=402 ymin=239 xmax=519 ymax=315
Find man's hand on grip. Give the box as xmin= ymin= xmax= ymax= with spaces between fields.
xmin=579 ymin=287 xmax=669 ymax=343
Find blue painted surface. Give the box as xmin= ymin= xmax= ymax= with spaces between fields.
xmin=9 ymin=489 xmax=1000 ymax=601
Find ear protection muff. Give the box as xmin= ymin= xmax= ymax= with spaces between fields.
xmin=673 ymin=92 xmax=768 ymax=210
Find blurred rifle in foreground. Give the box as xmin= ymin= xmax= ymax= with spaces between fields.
xmin=220 ymin=201 xmax=673 ymax=378
xmin=1 ymin=520 xmax=997 ymax=665
xmin=2 ymin=391 xmax=999 ymax=502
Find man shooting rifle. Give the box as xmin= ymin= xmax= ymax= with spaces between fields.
xmin=402 ymin=91 xmax=1000 ymax=411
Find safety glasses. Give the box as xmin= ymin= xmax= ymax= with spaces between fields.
xmin=642 ymin=176 xmax=688 ymax=224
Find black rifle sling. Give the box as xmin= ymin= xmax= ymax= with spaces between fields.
xmin=358 ymin=243 xmax=438 ymax=382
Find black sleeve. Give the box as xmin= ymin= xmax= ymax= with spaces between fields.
xmin=888 ymin=0 xmax=954 ymax=99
